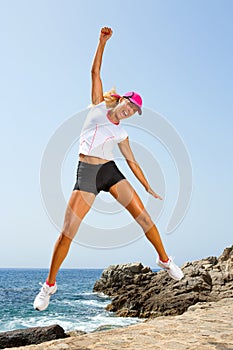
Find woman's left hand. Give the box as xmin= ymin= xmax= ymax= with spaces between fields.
xmin=147 ymin=186 xmax=163 ymax=200
xmin=99 ymin=27 xmax=113 ymax=43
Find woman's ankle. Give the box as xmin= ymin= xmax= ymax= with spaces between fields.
xmin=46 ymin=279 xmax=56 ymax=287
xmin=159 ymin=256 xmax=169 ymax=263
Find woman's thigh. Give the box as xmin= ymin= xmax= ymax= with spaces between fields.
xmin=62 ymin=190 xmax=96 ymax=239
xmin=109 ymin=179 xmax=153 ymax=230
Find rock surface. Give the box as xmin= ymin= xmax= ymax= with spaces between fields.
xmin=0 ymin=325 xmax=67 ymax=349
xmin=5 ymin=297 xmax=233 ymax=350
xmin=93 ymin=247 xmax=233 ymax=318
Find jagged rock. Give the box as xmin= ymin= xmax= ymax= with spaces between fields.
xmin=93 ymin=247 xmax=233 ymax=318
xmin=0 ymin=324 xmax=67 ymax=349
xmin=93 ymin=262 xmax=153 ymax=297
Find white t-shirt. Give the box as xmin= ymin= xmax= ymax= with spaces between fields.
xmin=79 ymin=102 xmax=128 ymax=160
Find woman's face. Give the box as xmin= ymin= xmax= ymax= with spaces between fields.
xmin=115 ymin=98 xmax=138 ymax=120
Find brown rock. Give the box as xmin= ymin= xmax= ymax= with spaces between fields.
xmin=93 ymin=247 xmax=233 ymax=318
xmin=0 ymin=324 xmax=67 ymax=349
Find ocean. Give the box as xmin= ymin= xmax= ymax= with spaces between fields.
xmin=0 ymin=268 xmax=142 ymax=333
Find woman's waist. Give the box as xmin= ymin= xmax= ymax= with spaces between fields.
xmin=79 ymin=153 xmax=110 ymax=165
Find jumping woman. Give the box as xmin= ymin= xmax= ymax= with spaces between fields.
xmin=34 ymin=27 xmax=184 ymax=311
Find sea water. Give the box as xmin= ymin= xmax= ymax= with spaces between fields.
xmin=0 ymin=268 xmax=142 ymax=333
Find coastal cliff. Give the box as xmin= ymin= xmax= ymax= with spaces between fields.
xmin=93 ymin=247 xmax=233 ymax=318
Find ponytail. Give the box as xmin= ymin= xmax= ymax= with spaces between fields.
xmin=103 ymin=87 xmax=120 ymax=108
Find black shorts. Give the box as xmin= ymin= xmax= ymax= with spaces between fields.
xmin=73 ymin=161 xmax=126 ymax=195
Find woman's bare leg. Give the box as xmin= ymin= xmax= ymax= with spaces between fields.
xmin=109 ymin=180 xmax=168 ymax=261
xmin=47 ymin=190 xmax=96 ymax=284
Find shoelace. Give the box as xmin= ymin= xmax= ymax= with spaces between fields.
xmin=169 ymin=256 xmax=176 ymax=267
xmin=38 ymin=282 xmax=50 ymax=298
xmin=163 ymin=257 xmax=175 ymax=269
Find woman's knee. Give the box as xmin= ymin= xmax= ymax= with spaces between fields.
xmin=61 ymin=225 xmax=78 ymax=241
xmin=62 ymin=208 xmax=82 ymax=240
xmin=135 ymin=211 xmax=154 ymax=231
xmin=61 ymin=213 xmax=79 ymax=240
xmin=55 ymin=232 xmax=73 ymax=249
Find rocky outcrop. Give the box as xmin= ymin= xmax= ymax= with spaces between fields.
xmin=0 ymin=324 xmax=67 ymax=349
xmin=93 ymin=247 xmax=233 ymax=318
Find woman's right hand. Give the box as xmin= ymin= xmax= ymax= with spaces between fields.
xmin=147 ymin=186 xmax=163 ymax=200
xmin=99 ymin=27 xmax=113 ymax=43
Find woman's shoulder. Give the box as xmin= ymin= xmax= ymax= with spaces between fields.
xmin=85 ymin=101 xmax=107 ymax=121
xmin=90 ymin=101 xmax=107 ymax=110
xmin=88 ymin=102 xmax=108 ymax=117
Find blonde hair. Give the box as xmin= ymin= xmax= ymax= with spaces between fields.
xmin=88 ymin=87 xmax=121 ymax=109
xmin=103 ymin=87 xmax=120 ymax=108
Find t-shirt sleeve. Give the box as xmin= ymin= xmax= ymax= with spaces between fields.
xmin=117 ymin=127 xmax=128 ymax=143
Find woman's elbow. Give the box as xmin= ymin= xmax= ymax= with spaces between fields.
xmin=127 ymin=159 xmax=138 ymax=169
xmin=91 ymin=69 xmax=100 ymax=77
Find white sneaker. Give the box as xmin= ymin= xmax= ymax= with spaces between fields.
xmin=156 ymin=257 xmax=184 ymax=281
xmin=33 ymin=282 xmax=57 ymax=311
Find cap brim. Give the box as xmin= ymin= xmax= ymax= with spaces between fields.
xmin=131 ymin=102 xmax=142 ymax=115
xmin=125 ymin=97 xmax=142 ymax=115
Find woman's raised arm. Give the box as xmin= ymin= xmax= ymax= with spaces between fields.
xmin=91 ymin=27 xmax=113 ymax=105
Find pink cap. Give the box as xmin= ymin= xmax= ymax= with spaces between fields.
xmin=111 ymin=91 xmax=143 ymax=115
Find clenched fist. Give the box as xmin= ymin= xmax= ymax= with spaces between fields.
xmin=99 ymin=27 xmax=113 ymax=43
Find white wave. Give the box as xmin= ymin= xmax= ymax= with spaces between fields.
xmin=53 ymin=295 xmax=110 ymax=309
xmin=75 ymin=314 xmax=143 ymax=333
xmin=53 ymin=298 xmax=109 ymax=309
xmin=0 ymin=315 xmax=81 ymax=333
xmin=79 ymin=299 xmax=109 ymax=308
xmin=0 ymin=313 xmax=143 ymax=334
xmin=92 ymin=292 xmax=111 ymax=299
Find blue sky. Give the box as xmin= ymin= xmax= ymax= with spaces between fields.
xmin=0 ymin=0 xmax=232 ymax=269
